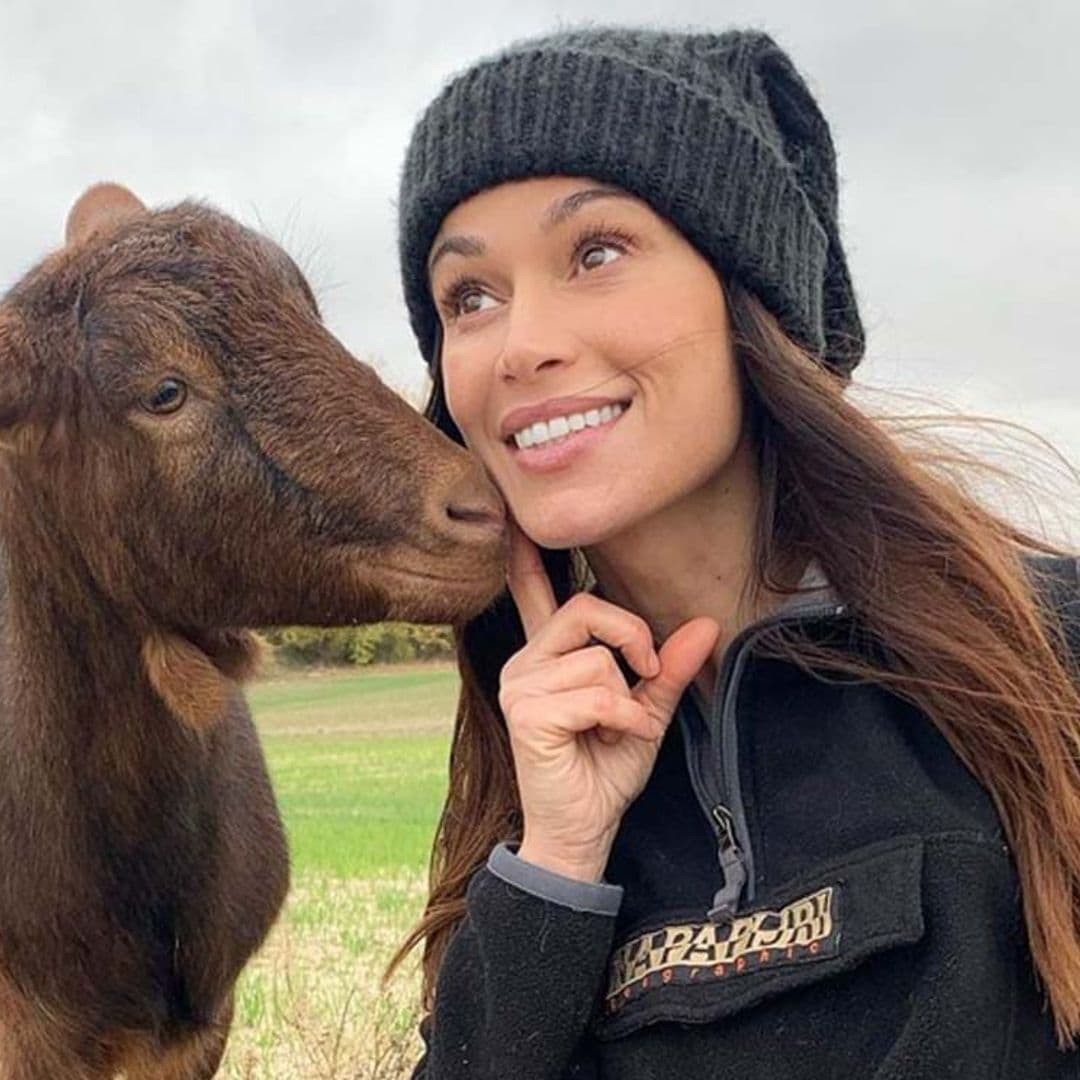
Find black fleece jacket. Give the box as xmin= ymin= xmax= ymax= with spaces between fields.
xmin=413 ymin=554 xmax=1080 ymax=1079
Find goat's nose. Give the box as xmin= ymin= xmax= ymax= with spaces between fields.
xmin=436 ymin=464 xmax=507 ymax=543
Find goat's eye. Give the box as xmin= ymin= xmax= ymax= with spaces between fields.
xmin=143 ymin=378 xmax=188 ymax=415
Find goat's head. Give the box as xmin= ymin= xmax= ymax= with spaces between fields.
xmin=0 ymin=184 xmax=508 ymax=643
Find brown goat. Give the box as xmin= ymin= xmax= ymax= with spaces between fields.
xmin=0 ymin=185 xmax=507 ymax=1079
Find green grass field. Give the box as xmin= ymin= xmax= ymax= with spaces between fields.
xmin=220 ymin=664 xmax=461 ymax=1080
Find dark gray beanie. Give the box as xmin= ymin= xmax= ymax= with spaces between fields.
xmin=398 ymin=26 xmax=864 ymax=377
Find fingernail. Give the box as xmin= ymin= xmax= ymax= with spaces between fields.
xmin=649 ymin=652 xmax=661 ymax=677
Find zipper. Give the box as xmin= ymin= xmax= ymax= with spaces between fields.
xmin=707 ymin=804 xmax=746 ymax=921
xmin=679 ymin=596 xmax=847 ymax=924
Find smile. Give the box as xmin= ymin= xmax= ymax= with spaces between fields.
xmin=510 ymin=401 xmax=628 ymax=449
xmin=506 ymin=399 xmax=632 ymax=475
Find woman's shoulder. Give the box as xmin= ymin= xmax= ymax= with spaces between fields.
xmin=1022 ymin=549 xmax=1080 ymax=590
xmin=1021 ymin=550 xmax=1080 ymax=659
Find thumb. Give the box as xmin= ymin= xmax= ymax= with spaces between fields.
xmin=635 ymin=617 xmax=721 ymax=722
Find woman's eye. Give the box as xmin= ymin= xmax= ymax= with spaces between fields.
xmin=579 ymin=242 xmax=622 ymax=271
xmin=142 ymin=377 xmax=188 ymax=415
xmin=456 ymin=289 xmax=496 ymax=317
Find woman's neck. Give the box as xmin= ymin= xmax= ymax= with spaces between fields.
xmin=583 ymin=433 xmax=785 ymax=700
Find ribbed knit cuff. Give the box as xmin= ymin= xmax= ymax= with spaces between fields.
xmin=487 ymin=842 xmax=624 ymax=917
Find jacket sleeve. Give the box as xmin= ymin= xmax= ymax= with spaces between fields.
xmin=411 ymin=844 xmax=621 ymax=1079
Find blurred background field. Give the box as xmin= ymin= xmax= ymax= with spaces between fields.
xmin=220 ymin=663 xmax=460 ymax=1079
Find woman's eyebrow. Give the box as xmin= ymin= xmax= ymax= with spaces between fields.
xmin=542 ymin=186 xmax=630 ymax=230
xmin=427 ymin=187 xmax=630 ymax=277
xmin=428 ymin=235 xmax=485 ymax=276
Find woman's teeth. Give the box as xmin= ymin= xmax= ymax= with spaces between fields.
xmin=512 ymin=402 xmax=626 ymax=450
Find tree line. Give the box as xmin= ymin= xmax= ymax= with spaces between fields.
xmin=260 ymin=622 xmax=456 ymax=667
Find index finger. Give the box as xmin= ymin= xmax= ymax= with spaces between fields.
xmin=506 ymin=517 xmax=558 ymax=639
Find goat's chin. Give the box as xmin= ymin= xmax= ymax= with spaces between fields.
xmin=252 ymin=570 xmax=500 ymax=630
xmin=377 ymin=568 xmax=505 ymax=626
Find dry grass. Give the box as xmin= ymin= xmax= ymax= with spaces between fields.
xmin=215 ymin=665 xmax=462 ymax=1078
xmin=220 ymin=872 xmax=427 ymax=1080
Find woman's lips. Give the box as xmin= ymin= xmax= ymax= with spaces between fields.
xmin=506 ymin=400 xmax=631 ymax=474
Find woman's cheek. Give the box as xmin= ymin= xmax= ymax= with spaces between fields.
xmin=440 ymin=363 xmax=479 ymax=447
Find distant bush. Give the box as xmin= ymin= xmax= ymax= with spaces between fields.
xmin=259 ymin=622 xmax=455 ymax=667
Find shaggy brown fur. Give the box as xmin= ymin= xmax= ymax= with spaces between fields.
xmin=0 ymin=184 xmax=506 ymax=1079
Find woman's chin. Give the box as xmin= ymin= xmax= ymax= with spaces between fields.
xmin=516 ymin=511 xmax=629 ymax=552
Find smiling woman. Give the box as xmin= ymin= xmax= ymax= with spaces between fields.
xmin=387 ymin=23 xmax=1080 ymax=1080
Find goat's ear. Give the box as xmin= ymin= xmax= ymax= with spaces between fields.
xmin=65 ymin=183 xmax=147 ymax=247
xmin=141 ymin=629 xmax=262 ymax=733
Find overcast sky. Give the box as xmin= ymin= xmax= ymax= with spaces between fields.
xmin=3 ymin=0 xmax=1077 ymax=537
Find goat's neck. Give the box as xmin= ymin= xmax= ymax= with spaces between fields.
xmin=0 ymin=539 xmax=201 ymax=825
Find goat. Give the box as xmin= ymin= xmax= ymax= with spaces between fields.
xmin=0 ymin=183 xmax=507 ymax=1079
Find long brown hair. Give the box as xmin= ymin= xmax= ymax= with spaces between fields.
xmin=386 ymin=280 xmax=1080 ymax=1046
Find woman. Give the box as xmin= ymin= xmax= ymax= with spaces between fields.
xmin=389 ymin=26 xmax=1080 ymax=1078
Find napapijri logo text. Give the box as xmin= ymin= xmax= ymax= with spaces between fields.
xmin=605 ymin=886 xmax=839 ymax=1011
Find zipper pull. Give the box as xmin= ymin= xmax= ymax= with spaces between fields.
xmin=707 ymin=804 xmax=747 ymax=923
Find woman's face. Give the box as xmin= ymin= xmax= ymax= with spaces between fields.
xmin=428 ymin=176 xmax=746 ymax=550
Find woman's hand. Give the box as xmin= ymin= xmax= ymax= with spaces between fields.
xmin=500 ymin=520 xmax=720 ymax=884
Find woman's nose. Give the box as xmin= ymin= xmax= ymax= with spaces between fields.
xmin=494 ymin=288 xmax=577 ymax=382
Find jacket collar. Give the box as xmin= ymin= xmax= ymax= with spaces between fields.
xmin=781 ymin=558 xmax=843 ymax=615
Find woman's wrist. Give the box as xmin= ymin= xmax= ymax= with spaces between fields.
xmin=517 ymin=837 xmax=612 ymax=884
xmin=488 ymin=843 xmax=624 ymax=916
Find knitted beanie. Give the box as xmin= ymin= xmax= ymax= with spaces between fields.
xmin=398 ymin=26 xmax=864 ymax=377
